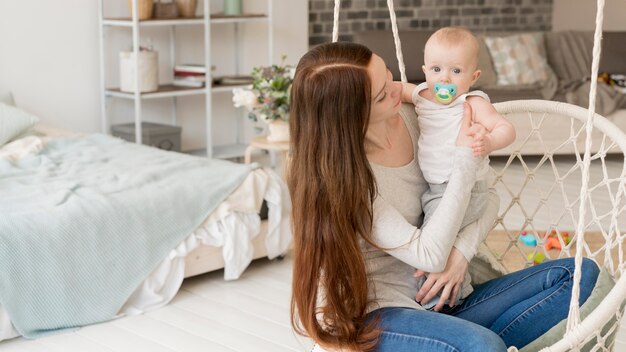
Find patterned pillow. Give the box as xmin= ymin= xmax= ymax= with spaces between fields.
xmin=484 ymin=33 xmax=555 ymax=86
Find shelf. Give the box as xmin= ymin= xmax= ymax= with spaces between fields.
xmin=105 ymin=83 xmax=252 ymax=99
xmin=186 ymin=143 xmax=249 ymax=159
xmin=103 ymin=14 xmax=267 ymax=27
xmin=106 ymin=85 xmax=206 ymax=99
xmin=212 ymin=83 xmax=252 ymax=93
xmin=100 ymin=0 xmax=274 ymax=159
xmin=210 ymin=14 xmax=268 ymax=24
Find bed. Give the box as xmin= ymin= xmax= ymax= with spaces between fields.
xmin=0 ymin=100 xmax=292 ymax=342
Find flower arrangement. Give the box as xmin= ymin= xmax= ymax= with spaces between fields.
xmin=232 ymin=56 xmax=295 ymax=124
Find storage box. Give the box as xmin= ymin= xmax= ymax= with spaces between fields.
xmin=111 ymin=122 xmax=182 ymax=152
xmin=119 ymin=50 xmax=159 ymax=93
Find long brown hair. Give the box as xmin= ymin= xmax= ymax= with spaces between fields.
xmin=288 ymin=42 xmax=380 ymax=351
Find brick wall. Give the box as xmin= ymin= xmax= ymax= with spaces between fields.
xmin=309 ymin=0 xmax=554 ymax=45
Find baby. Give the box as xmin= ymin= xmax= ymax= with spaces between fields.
xmin=401 ymin=27 xmax=516 ymax=309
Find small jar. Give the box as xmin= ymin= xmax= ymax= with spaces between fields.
xmin=223 ymin=0 xmax=242 ymax=15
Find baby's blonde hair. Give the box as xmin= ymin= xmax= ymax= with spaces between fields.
xmin=425 ymin=27 xmax=480 ymax=68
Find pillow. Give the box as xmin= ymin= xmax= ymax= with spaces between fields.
xmin=484 ymin=33 xmax=555 ymax=86
xmin=474 ymin=36 xmax=498 ymax=88
xmin=0 ymin=91 xmax=15 ymax=106
xmin=545 ymin=31 xmax=594 ymax=82
xmin=0 ymin=102 xmax=40 ymax=146
xmin=520 ymin=269 xmax=622 ymax=352
xmin=599 ymin=31 xmax=626 ymax=74
xmin=469 ymin=243 xmax=507 ymax=285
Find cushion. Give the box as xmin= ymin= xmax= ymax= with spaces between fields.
xmin=545 ymin=31 xmax=594 ymax=82
xmin=469 ymin=245 xmax=507 ymax=285
xmin=474 ymin=36 xmax=498 ymax=88
xmin=520 ymin=269 xmax=622 ymax=352
xmin=599 ymin=31 xmax=626 ymax=74
xmin=484 ymin=33 xmax=555 ymax=86
xmin=479 ymin=83 xmax=545 ymax=103
xmin=0 ymin=91 xmax=14 ymax=106
xmin=0 ymin=102 xmax=40 ymax=146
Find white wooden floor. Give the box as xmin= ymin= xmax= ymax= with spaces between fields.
xmin=1 ymin=255 xmax=315 ymax=352
xmin=1 ymin=155 xmax=625 ymax=351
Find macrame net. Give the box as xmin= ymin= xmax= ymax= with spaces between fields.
xmin=322 ymin=0 xmax=626 ymax=351
xmin=491 ymin=100 xmax=626 ymax=351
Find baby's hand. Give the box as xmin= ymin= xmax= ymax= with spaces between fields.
xmin=471 ymin=133 xmax=492 ymax=157
xmin=466 ymin=122 xmax=491 ymax=157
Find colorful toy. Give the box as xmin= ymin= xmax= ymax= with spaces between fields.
xmin=543 ymin=230 xmax=571 ymax=251
xmin=519 ymin=231 xmax=537 ymax=246
xmin=433 ymin=83 xmax=457 ymax=104
xmin=545 ymin=237 xmax=562 ymax=250
xmin=527 ymin=252 xmax=546 ymax=265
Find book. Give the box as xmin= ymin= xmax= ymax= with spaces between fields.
xmin=175 ymin=75 xmax=206 ymax=83
xmin=173 ymin=79 xmax=204 ymax=88
xmin=213 ymin=75 xmax=254 ymax=86
xmin=173 ymin=70 xmax=206 ymax=77
xmin=174 ymin=64 xmax=207 ymax=74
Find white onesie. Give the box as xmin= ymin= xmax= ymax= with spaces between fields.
xmin=412 ymin=82 xmax=490 ymax=185
xmin=411 ymin=82 xmax=492 ymax=310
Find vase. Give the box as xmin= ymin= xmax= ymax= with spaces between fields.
xmin=154 ymin=0 xmax=179 ymax=19
xmin=267 ymin=119 xmax=289 ymax=142
xmin=223 ymin=0 xmax=242 ymax=15
xmin=175 ymin=0 xmax=197 ymax=17
xmin=127 ymin=0 xmax=154 ymax=20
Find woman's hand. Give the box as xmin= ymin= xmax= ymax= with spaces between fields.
xmin=456 ymin=103 xmax=475 ymax=148
xmin=414 ymin=247 xmax=469 ymax=311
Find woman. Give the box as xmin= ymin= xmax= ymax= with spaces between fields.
xmin=288 ymin=42 xmax=599 ymax=352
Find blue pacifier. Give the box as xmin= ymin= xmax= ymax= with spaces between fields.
xmin=433 ymin=83 xmax=457 ymax=104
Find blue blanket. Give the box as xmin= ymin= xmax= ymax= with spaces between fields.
xmin=0 ymin=134 xmax=256 ymax=338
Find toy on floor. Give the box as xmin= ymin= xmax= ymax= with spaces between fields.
xmin=519 ymin=231 xmax=537 ymax=246
xmin=527 ymin=252 xmax=546 ymax=265
xmin=543 ymin=230 xmax=571 ymax=251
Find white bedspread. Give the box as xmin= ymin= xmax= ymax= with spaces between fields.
xmin=0 ymin=131 xmax=291 ymax=342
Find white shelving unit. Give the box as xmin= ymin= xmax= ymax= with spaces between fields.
xmin=98 ymin=0 xmax=273 ymax=158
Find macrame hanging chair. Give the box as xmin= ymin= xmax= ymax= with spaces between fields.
xmin=312 ymin=0 xmax=626 ymax=351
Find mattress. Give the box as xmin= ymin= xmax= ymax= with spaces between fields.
xmin=0 ymin=128 xmax=292 ymax=341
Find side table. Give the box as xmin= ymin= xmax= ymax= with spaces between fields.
xmin=244 ymin=136 xmax=290 ymax=171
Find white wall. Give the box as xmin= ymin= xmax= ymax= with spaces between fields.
xmin=553 ymin=0 xmax=626 ymax=31
xmin=0 ymin=0 xmax=308 ymax=150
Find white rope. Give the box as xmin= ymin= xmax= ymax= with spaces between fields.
xmin=332 ymin=0 xmax=340 ymax=43
xmin=386 ymin=0 xmax=407 ymax=83
xmin=566 ymin=0 xmax=605 ymax=332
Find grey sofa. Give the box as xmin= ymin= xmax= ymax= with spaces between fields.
xmin=353 ymin=29 xmax=626 ymax=155
xmin=353 ymin=30 xmax=626 ymax=103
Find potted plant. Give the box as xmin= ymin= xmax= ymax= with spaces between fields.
xmin=232 ymin=57 xmax=294 ymax=142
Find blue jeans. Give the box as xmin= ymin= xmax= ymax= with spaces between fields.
xmin=371 ymin=258 xmax=599 ymax=351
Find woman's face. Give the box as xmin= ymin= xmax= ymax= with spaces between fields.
xmin=367 ymin=54 xmax=402 ymax=125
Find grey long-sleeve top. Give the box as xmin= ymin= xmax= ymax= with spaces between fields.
xmin=365 ymin=104 xmax=499 ymax=312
